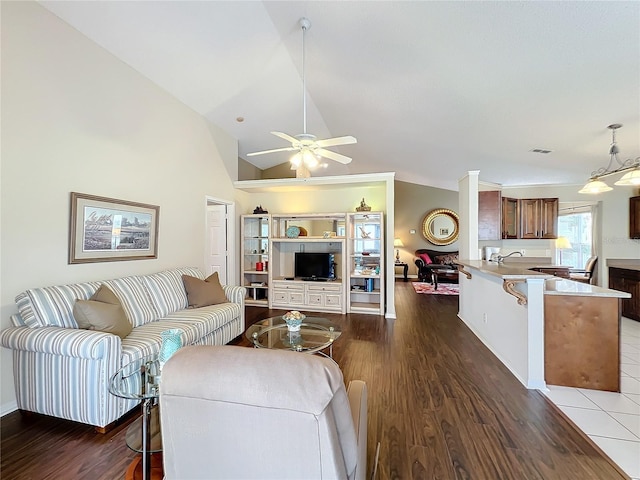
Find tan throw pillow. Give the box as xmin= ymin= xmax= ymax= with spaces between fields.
xmin=182 ymin=272 xmax=227 ymax=308
xmin=73 ymin=285 xmax=132 ymax=339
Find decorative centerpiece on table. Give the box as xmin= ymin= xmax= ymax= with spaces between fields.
xmin=282 ymin=310 xmax=305 ymax=332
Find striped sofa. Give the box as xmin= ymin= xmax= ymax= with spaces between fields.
xmin=0 ymin=267 xmax=245 ymax=429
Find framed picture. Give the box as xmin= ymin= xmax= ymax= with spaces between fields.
xmin=69 ymin=192 xmax=159 ymax=264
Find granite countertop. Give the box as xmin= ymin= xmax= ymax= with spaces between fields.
xmin=545 ymin=278 xmax=631 ymax=298
xmin=458 ymin=259 xmax=631 ymax=298
xmin=457 ymin=260 xmax=554 ymax=280
xmin=607 ymin=259 xmax=640 ymax=272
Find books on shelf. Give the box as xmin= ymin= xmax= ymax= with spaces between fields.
xmin=250 ymin=282 xmax=266 ymax=287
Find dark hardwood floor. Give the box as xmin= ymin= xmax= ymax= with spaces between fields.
xmin=1 ymin=281 xmax=628 ymax=479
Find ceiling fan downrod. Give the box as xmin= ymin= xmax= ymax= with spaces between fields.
xmin=300 ymin=17 xmax=311 ymax=136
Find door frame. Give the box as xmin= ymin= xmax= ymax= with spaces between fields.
xmin=205 ymin=196 xmax=236 ymax=286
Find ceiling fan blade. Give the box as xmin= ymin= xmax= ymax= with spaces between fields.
xmin=246 ymin=146 xmax=296 ymax=157
xmin=315 ymin=136 xmax=357 ymax=148
xmin=317 ymin=148 xmax=352 ymax=165
xmin=271 ymin=131 xmax=299 ymax=144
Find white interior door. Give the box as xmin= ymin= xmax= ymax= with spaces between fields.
xmin=206 ymin=204 xmax=228 ymax=283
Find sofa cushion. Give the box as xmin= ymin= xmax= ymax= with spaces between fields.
xmin=434 ymin=254 xmax=458 ymax=265
xmin=141 ymin=267 xmax=204 ymax=318
xmin=104 ymin=276 xmax=157 ymax=328
xmin=182 ymin=273 xmax=227 ymax=308
xmin=15 ymin=282 xmax=101 ymax=328
xmin=73 ymin=285 xmax=132 ymax=339
xmin=162 ymin=302 xmax=241 ymax=339
xmin=419 ymin=253 xmax=433 ymax=265
xmin=120 ymin=302 xmax=240 ymax=365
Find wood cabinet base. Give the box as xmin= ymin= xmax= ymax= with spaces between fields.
xmin=544 ymin=296 xmax=620 ymax=392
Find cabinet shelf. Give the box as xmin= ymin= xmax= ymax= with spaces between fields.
xmin=271 ymin=237 xmax=344 ymax=242
xmin=347 ymin=212 xmax=384 ymax=315
xmin=349 ymin=301 xmax=382 ymax=312
xmin=241 ymin=214 xmax=271 ymax=307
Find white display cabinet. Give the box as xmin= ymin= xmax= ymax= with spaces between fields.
xmin=347 ymin=212 xmax=384 ymax=314
xmin=241 ymin=211 xmax=384 ymax=315
xmin=241 ymin=214 xmax=270 ymax=306
xmin=268 ymin=213 xmax=347 ymax=314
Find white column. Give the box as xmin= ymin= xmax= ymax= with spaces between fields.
xmin=526 ymin=277 xmax=546 ymax=389
xmin=458 ymin=171 xmax=480 ymax=260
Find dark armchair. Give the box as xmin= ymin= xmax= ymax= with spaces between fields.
xmin=414 ymin=249 xmax=459 ymax=284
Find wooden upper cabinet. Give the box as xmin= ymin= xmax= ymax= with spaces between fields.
xmin=630 ymin=196 xmax=640 ymax=239
xmin=539 ymin=198 xmax=559 ymax=239
xmin=520 ymin=198 xmax=558 ymax=239
xmin=520 ymin=199 xmax=539 ymax=239
xmin=478 ymin=191 xmax=502 ymax=240
xmin=502 ymin=197 xmax=519 ymax=239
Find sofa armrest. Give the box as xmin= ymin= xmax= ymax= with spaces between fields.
xmin=0 ymin=325 xmax=120 ymax=360
xmin=415 ymin=258 xmax=425 ymax=268
xmin=347 ymin=379 xmax=367 ymax=480
xmin=222 ymin=285 xmax=247 ymax=305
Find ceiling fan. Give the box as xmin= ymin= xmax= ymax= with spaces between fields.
xmin=246 ymin=18 xmax=356 ymax=171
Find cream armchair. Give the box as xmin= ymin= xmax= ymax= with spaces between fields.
xmin=159 ymin=345 xmax=368 ymax=480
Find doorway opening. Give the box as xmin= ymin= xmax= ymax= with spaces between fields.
xmin=205 ymin=197 xmax=235 ymax=286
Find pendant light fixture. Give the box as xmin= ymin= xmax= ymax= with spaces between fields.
xmin=579 ymin=124 xmax=640 ymax=194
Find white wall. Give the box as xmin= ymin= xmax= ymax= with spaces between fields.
xmin=0 ymin=2 xmax=239 ymax=412
xmin=239 ymin=186 xmax=387 ymax=216
xmin=459 ymin=269 xmax=546 ymax=389
xmin=501 ymin=184 xmax=640 ymax=286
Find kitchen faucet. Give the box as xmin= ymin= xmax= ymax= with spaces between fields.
xmin=496 ymin=251 xmax=523 ymax=263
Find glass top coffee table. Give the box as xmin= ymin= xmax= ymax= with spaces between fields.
xmin=246 ymin=316 xmax=341 ymax=358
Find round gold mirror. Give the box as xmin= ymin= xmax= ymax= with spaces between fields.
xmin=421 ymin=208 xmax=460 ymax=246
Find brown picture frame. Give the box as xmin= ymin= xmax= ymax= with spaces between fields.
xmin=69 ymin=192 xmax=159 ymax=264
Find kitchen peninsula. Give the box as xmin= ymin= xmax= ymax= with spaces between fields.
xmin=457 ymin=260 xmax=631 ymax=392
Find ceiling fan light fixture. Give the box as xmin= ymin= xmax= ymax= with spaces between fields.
xmin=290 ymin=152 xmax=302 ymax=168
xmin=302 ymin=150 xmax=319 ymax=168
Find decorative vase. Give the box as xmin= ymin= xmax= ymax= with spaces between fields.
xmin=285 ymin=320 xmax=302 ymax=332
xmin=282 ymin=311 xmax=305 ymax=332
xmin=158 ymin=329 xmax=183 ymax=368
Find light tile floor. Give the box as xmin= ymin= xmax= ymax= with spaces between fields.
xmin=542 ymin=317 xmax=640 ymax=479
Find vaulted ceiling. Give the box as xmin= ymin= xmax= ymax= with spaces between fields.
xmin=40 ymin=1 xmax=639 ymax=191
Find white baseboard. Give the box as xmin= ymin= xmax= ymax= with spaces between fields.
xmin=1 ymin=400 xmax=18 ymax=417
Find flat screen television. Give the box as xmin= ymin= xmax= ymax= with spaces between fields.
xmin=295 ymin=252 xmax=332 ymax=280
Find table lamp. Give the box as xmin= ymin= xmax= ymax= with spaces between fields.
xmin=393 ymin=238 xmax=404 ymax=262
xmin=556 ymin=236 xmax=572 ymax=264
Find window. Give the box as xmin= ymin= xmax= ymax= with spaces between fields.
xmin=557 ymin=211 xmax=592 ymax=267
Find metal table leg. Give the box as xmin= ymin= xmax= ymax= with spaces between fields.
xmin=141 ymin=398 xmax=152 ymax=480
